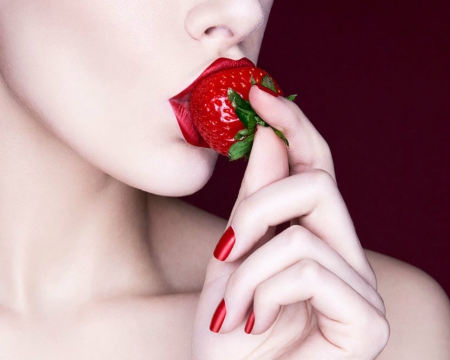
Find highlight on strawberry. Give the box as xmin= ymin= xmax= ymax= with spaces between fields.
xmin=189 ymin=66 xmax=297 ymax=161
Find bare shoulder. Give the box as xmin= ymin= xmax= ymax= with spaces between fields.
xmin=364 ymin=249 xmax=450 ymax=359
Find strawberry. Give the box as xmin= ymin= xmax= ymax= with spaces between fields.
xmin=189 ymin=66 xmax=297 ymax=161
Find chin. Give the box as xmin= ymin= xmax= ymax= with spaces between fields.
xmin=110 ymin=142 xmax=219 ymax=197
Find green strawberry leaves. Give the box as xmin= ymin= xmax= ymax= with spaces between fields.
xmin=228 ymin=88 xmax=253 ymax=111
xmin=227 ymin=76 xmax=296 ymax=161
xmin=261 ymin=75 xmax=278 ymax=93
xmin=228 ymin=134 xmax=255 ymax=161
xmin=286 ymin=94 xmax=298 ymax=102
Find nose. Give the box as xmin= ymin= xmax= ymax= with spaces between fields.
xmin=185 ymin=0 xmax=265 ymax=50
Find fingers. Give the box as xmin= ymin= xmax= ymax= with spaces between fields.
xmin=252 ymin=259 xmax=385 ymax=330
xmin=219 ymin=167 xmax=376 ymax=289
xmin=215 ymin=243 xmax=390 ymax=357
xmin=229 ymin=125 xmax=289 ymax=221
xmin=218 ymin=225 xmax=385 ymax=335
xmin=224 ymin=126 xmax=289 ymax=256
xmin=239 ymin=125 xmax=289 ymax=198
xmin=249 ymin=260 xmax=390 ymax=357
xmin=249 ymin=85 xmax=336 ymax=181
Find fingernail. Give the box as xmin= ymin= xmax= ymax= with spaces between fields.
xmin=210 ymin=299 xmax=227 ymax=333
xmin=213 ymin=226 xmax=236 ymax=261
xmin=244 ymin=310 xmax=255 ymax=334
xmin=255 ymin=83 xmax=279 ymax=97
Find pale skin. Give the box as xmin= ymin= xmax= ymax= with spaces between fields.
xmin=0 ymin=0 xmax=449 ymax=359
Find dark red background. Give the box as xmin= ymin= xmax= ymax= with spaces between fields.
xmin=183 ymin=1 xmax=450 ymax=296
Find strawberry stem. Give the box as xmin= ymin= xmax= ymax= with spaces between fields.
xmin=227 ymin=83 xmax=295 ymax=161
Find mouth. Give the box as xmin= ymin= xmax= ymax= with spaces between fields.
xmin=169 ymin=57 xmax=255 ymax=148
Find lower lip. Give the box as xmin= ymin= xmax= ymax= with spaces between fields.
xmin=169 ymin=99 xmax=209 ymax=148
xmin=169 ymin=57 xmax=255 ymax=148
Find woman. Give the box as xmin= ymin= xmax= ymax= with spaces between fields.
xmin=0 ymin=0 xmax=449 ymax=359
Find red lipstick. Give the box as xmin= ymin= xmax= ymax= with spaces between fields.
xmin=169 ymin=57 xmax=255 ymax=148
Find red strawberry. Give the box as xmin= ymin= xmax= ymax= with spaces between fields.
xmin=189 ymin=66 xmax=296 ymax=161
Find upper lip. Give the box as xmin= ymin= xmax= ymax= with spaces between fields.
xmin=169 ymin=57 xmax=255 ymax=102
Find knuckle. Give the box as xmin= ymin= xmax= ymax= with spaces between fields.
xmin=297 ymin=258 xmax=323 ymax=283
xmin=233 ymin=197 xmax=260 ymax=228
xmin=254 ymin=279 xmax=274 ymax=304
xmin=226 ymin=269 xmax=251 ymax=296
xmin=302 ymin=168 xmax=337 ymax=199
xmin=343 ymin=309 xmax=390 ymax=358
xmin=233 ymin=197 xmax=252 ymax=220
xmin=282 ymin=225 xmax=314 ymax=252
xmin=356 ymin=308 xmax=390 ymax=349
xmin=371 ymin=311 xmax=391 ymax=348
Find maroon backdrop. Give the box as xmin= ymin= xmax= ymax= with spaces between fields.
xmin=182 ymin=1 xmax=450 ymax=296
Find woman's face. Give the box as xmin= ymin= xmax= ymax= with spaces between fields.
xmin=0 ymin=0 xmax=274 ymax=196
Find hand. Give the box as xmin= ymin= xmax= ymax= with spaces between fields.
xmin=192 ymin=85 xmax=389 ymax=360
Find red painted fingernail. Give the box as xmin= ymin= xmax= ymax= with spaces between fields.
xmin=255 ymin=83 xmax=279 ymax=97
xmin=210 ymin=299 xmax=227 ymax=333
xmin=213 ymin=226 xmax=236 ymax=261
xmin=244 ymin=310 xmax=255 ymax=334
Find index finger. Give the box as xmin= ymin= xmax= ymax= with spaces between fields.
xmin=248 ymin=85 xmax=336 ymax=182
xmin=226 ymin=125 xmax=289 ymax=238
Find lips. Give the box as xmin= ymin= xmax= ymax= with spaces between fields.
xmin=169 ymin=57 xmax=255 ymax=148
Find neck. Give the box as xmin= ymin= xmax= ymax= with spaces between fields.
xmin=0 ymin=80 xmax=168 ymax=318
